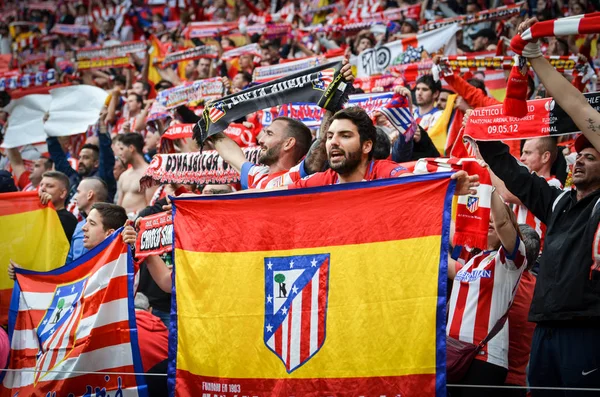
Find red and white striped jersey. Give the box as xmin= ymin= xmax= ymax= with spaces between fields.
xmin=447 ymin=238 xmax=527 ymax=369
xmin=240 ymin=160 xmax=307 ymax=190
xmin=513 ymin=176 xmax=562 ymax=250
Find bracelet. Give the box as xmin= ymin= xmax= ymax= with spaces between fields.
xmin=491 ymin=186 xmax=497 ymax=194
xmin=522 ymin=41 xmax=543 ymax=59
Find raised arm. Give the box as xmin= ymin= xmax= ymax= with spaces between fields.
xmin=519 ymin=18 xmax=600 ymax=152
xmin=490 ymin=182 xmax=518 ymax=254
xmin=303 ymin=110 xmax=332 ymax=174
xmin=6 ymin=147 xmax=26 ymax=181
xmin=206 ymin=132 xmax=247 ymax=174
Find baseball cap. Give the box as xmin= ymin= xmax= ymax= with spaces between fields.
xmin=470 ymin=28 xmax=496 ymax=41
xmin=575 ymin=134 xmax=594 ymax=153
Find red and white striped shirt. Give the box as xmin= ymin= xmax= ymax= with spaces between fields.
xmin=240 ymin=160 xmax=308 ymax=190
xmin=447 ymin=238 xmax=527 ymax=369
xmin=513 ymin=176 xmax=562 ymax=250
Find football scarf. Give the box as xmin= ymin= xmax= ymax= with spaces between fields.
xmin=161 ymin=45 xmax=218 ymax=68
xmin=194 ymin=61 xmax=351 ymax=148
xmin=412 ymin=158 xmax=492 ymax=250
xmin=511 ymin=13 xmax=600 ymax=55
xmin=465 ymin=91 xmax=600 ymax=140
xmin=140 ymin=147 xmax=262 ymax=189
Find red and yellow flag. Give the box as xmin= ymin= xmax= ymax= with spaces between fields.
xmin=0 ymin=191 xmax=69 ymax=325
xmin=171 ymin=174 xmax=454 ymax=396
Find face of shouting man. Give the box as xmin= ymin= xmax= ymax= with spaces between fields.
xmin=326 ymin=118 xmax=372 ymax=175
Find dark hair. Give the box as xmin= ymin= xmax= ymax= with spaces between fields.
xmin=154 ymin=79 xmax=174 ymax=91
xmin=519 ymin=224 xmax=541 ymax=269
xmin=135 ymin=80 xmax=151 ymax=95
xmin=117 ymin=133 xmax=144 ymax=155
xmin=238 ymin=71 xmax=252 ymax=84
xmin=90 ymin=202 xmax=128 ymax=232
xmin=40 ymin=156 xmax=53 ymax=170
xmin=467 ymin=78 xmax=488 ymax=96
xmin=128 ymin=93 xmax=143 ymax=104
xmin=373 ymin=127 xmax=391 ymax=160
xmin=441 ymin=88 xmax=455 ymax=95
xmin=416 ymin=75 xmax=441 ymax=94
xmin=113 ymin=75 xmax=127 ymax=86
xmin=331 ymin=107 xmax=377 ymax=160
xmin=274 ymin=117 xmax=312 ymax=162
xmin=81 ymin=143 xmax=99 ymax=160
xmin=42 ymin=170 xmax=70 ymax=191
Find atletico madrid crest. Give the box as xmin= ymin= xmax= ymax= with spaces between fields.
xmin=208 ymin=102 xmax=226 ymax=123
xmin=34 ymin=278 xmax=87 ymax=384
xmin=264 ymin=254 xmax=330 ymax=373
xmin=467 ymin=195 xmax=479 ymax=213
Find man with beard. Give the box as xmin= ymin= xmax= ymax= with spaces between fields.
xmin=288 ymin=107 xmax=478 ymax=194
xmin=47 ymin=133 xmax=117 ymax=203
xmin=208 ymin=117 xmax=314 ymax=189
xmin=205 ymin=60 xmax=355 ymax=189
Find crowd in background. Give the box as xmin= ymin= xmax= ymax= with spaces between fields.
xmin=1 ymin=0 xmax=600 ymax=396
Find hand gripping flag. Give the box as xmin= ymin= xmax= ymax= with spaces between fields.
xmin=4 ymin=231 xmax=148 ymax=397
xmin=193 ymin=61 xmax=352 ymax=149
xmin=0 ymin=192 xmax=69 ymax=326
xmin=170 ymin=174 xmax=455 ymax=396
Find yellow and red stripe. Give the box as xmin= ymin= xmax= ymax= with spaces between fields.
xmin=171 ymin=174 xmax=454 ymax=396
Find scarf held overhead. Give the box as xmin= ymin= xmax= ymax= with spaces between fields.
xmin=465 ymin=91 xmax=600 ymax=141
xmin=194 ymin=61 xmax=351 ymax=147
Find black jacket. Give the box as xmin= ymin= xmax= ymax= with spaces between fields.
xmin=478 ymin=140 xmax=600 ymax=324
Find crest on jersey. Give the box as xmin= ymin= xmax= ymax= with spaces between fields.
xmin=264 ymin=254 xmax=330 ymax=373
xmin=467 ymin=195 xmax=479 ymax=213
xmin=34 ymin=278 xmax=87 ymax=384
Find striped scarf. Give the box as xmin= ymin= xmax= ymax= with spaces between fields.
xmin=412 ymin=158 xmax=492 ymax=250
xmin=511 ymin=13 xmax=600 ymax=54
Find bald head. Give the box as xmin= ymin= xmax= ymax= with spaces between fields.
xmin=75 ymin=177 xmax=109 ymax=213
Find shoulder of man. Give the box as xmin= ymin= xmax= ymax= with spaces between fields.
xmin=373 ymin=160 xmax=410 ymax=178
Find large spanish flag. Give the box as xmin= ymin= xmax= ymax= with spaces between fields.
xmin=170 ymin=173 xmax=454 ymax=396
xmin=0 ymin=191 xmax=69 ymax=326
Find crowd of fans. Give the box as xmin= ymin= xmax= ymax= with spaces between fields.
xmin=1 ymin=0 xmax=600 ymax=396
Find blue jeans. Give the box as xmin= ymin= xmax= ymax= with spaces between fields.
xmin=152 ymin=308 xmax=171 ymax=329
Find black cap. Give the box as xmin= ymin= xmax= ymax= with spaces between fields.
xmin=470 ymin=28 xmax=496 ymax=41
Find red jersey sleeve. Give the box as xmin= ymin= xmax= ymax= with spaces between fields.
xmin=444 ymin=73 xmax=500 ymax=108
xmin=289 ymin=170 xmax=336 ymax=189
xmin=17 ymin=170 xmax=31 ymax=190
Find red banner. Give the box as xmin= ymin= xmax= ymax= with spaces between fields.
xmin=135 ymin=211 xmax=173 ymax=260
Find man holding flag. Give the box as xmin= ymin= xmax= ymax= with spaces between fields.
xmin=289 ymin=106 xmax=479 ymax=194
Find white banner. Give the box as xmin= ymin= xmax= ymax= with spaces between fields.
xmin=1 ymin=95 xmax=51 ymax=149
xmin=2 ymin=85 xmax=108 ymax=148
xmin=44 ymin=86 xmax=108 ymax=137
xmin=354 ymin=24 xmax=460 ymax=77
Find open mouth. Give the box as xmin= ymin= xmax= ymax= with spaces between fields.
xmin=329 ymin=150 xmax=344 ymax=161
xmin=574 ymin=167 xmax=584 ymax=176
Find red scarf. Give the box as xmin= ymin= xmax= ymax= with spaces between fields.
xmin=411 ymin=158 xmax=492 ymax=250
